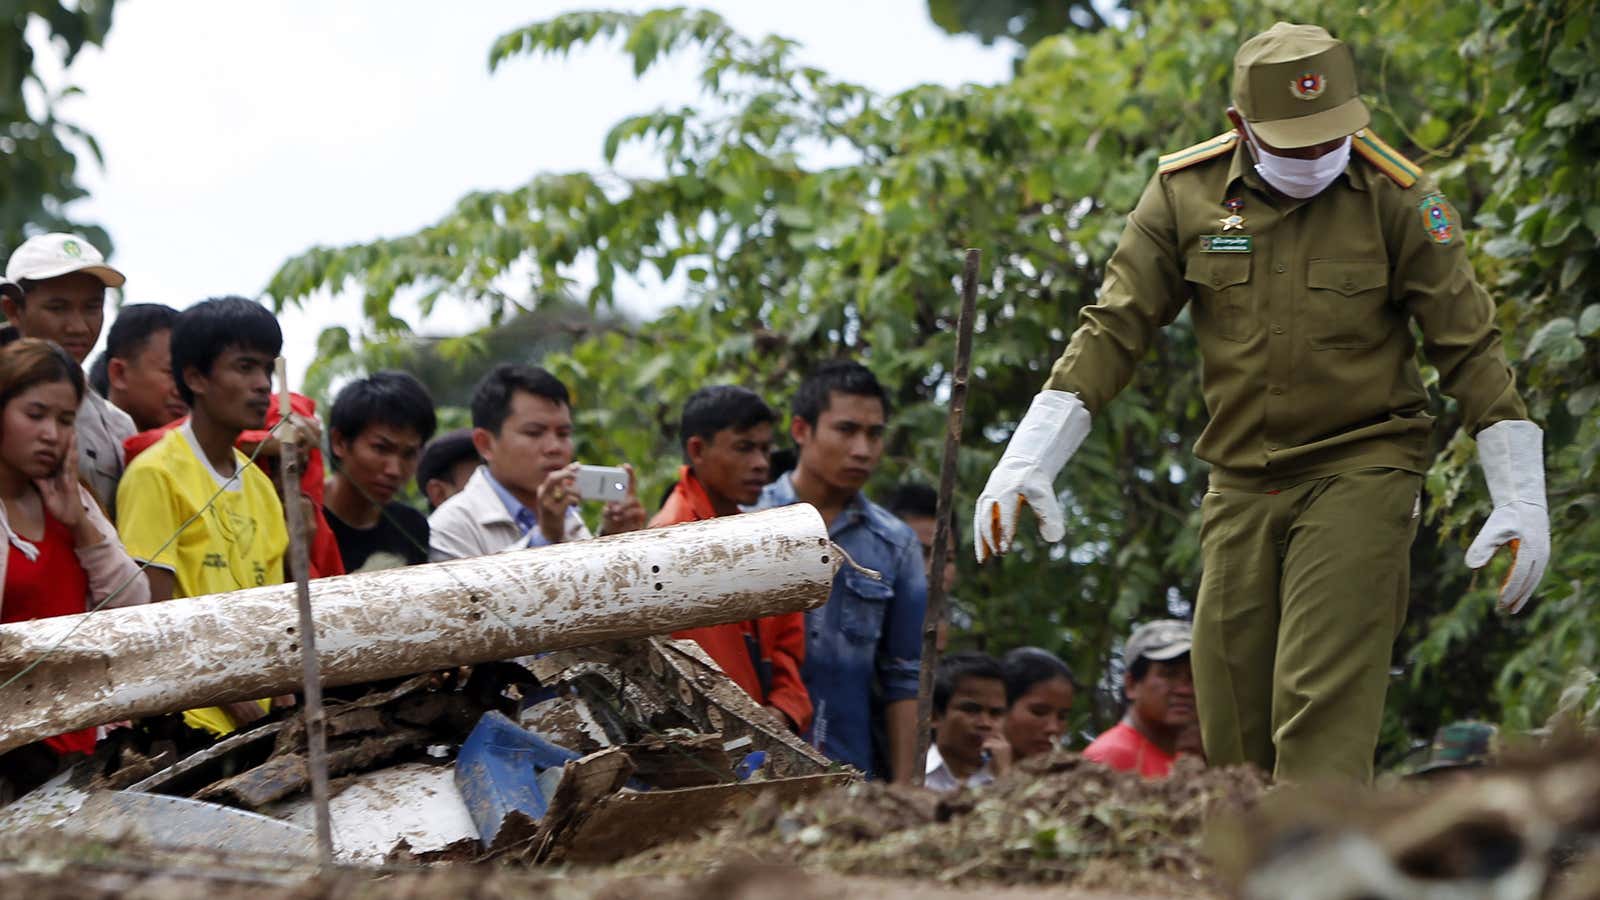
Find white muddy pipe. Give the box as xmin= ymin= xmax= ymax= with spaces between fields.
xmin=0 ymin=505 xmax=834 ymax=753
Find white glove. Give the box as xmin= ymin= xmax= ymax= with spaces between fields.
xmin=973 ymin=390 xmax=1091 ymax=563
xmin=1464 ymin=419 xmax=1549 ymax=614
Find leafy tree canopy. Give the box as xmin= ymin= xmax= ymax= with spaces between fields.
xmin=270 ymin=0 xmax=1600 ymax=757
xmin=1 ymin=0 xmax=116 ymax=257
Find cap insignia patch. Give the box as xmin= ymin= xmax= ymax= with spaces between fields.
xmin=1289 ymin=72 xmax=1326 ymax=101
xmin=1418 ymin=193 xmax=1457 ymax=245
xmin=62 ymin=239 xmax=82 ymax=258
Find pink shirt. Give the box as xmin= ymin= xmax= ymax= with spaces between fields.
xmin=1082 ymin=722 xmax=1176 ymax=778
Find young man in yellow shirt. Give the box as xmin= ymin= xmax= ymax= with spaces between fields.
xmin=116 ymin=296 xmax=290 ymax=737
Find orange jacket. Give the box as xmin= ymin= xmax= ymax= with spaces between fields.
xmin=650 ymin=467 xmax=811 ymax=732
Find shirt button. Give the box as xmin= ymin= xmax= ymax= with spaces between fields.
xmin=1271 ymin=386 xmax=1284 ymax=395
xmin=1271 ymin=324 xmax=1285 ymax=334
xmin=1343 ymin=279 xmax=1355 ymax=290
xmin=1275 ymin=263 xmax=1287 ymax=274
xmin=1212 ymin=275 xmax=1223 ymax=286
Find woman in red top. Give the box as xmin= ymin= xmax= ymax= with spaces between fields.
xmin=0 ymin=339 xmax=150 ymax=799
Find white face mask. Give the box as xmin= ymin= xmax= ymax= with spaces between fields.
xmin=1242 ymin=120 xmax=1351 ymax=199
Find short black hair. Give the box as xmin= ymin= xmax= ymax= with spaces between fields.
xmin=933 ymin=651 xmax=1005 ymax=715
xmin=416 ymin=428 xmax=479 ymax=496
xmin=328 ymin=370 xmax=438 ymax=465
xmin=679 ymin=385 xmax=776 ymax=456
xmin=791 ymin=359 xmax=890 ymax=426
xmin=170 ymin=297 xmax=283 ymax=406
xmin=106 ymin=303 xmax=178 ymax=363
xmin=1002 ymin=647 xmax=1075 ymax=706
xmin=470 ymin=363 xmax=570 ymax=435
xmin=887 ymin=481 xmax=961 ymax=549
xmin=88 ymin=351 xmax=110 ymax=398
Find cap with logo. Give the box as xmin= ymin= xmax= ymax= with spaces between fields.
xmin=1 ymin=233 xmax=126 ymax=301
xmin=1413 ymin=721 xmax=1498 ymax=775
xmin=1233 ymin=22 xmax=1370 ymax=149
xmin=1125 ymin=619 xmax=1193 ymax=665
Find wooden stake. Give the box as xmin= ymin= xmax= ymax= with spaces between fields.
xmin=914 ymin=249 xmax=980 ymax=785
xmin=274 ymin=357 xmax=334 ymax=867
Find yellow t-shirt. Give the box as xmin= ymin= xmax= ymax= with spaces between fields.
xmin=116 ymin=423 xmax=289 ymax=735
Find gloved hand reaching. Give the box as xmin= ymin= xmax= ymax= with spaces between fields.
xmin=1464 ymin=419 xmax=1549 ymax=614
xmin=973 ymin=390 xmax=1092 ymax=562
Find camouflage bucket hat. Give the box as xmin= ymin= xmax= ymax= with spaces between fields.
xmin=1125 ymin=619 xmax=1192 ymax=665
xmin=1233 ymin=22 xmax=1371 ymax=149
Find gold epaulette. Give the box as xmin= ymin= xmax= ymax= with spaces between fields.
xmin=1157 ymin=131 xmax=1239 ymax=175
xmin=1352 ymin=129 xmax=1421 ymax=188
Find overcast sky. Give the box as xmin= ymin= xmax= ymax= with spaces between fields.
xmin=50 ymin=2 xmax=1014 ymax=384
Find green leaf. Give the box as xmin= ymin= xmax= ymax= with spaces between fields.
xmin=1545 ymin=102 xmax=1583 ymax=128
xmin=1560 ymin=255 xmax=1590 ymax=292
xmin=1579 ymin=304 xmax=1600 ymax=337
xmin=1549 ymin=45 xmax=1589 ymax=77
xmin=1525 ymin=317 xmax=1577 ymax=360
xmin=1569 ymin=384 xmax=1600 ymax=418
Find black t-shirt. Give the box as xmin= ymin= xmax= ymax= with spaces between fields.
xmin=324 ymin=502 xmax=430 ymax=572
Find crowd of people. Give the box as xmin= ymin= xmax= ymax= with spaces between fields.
xmin=0 ymin=231 xmax=1200 ymax=801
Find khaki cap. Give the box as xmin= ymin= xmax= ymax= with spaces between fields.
xmin=2 ymin=232 xmax=125 ymax=301
xmin=1232 ymin=22 xmax=1369 ymax=149
xmin=1125 ymin=619 xmax=1192 ymax=665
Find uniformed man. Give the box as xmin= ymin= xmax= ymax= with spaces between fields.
xmin=973 ymin=22 xmax=1549 ymax=783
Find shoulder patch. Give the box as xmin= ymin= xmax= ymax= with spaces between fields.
xmin=1352 ymin=129 xmax=1421 ymax=188
xmin=1158 ymin=131 xmax=1239 ymax=175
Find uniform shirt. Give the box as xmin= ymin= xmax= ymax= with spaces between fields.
xmin=324 ymin=502 xmax=429 ymax=572
xmin=116 ymin=421 xmax=288 ymax=736
xmin=77 ymin=389 xmax=135 ymax=515
xmin=1047 ymin=133 xmax=1526 ymax=490
xmin=1083 ymin=722 xmax=1176 ymax=779
xmin=755 ymin=473 xmax=926 ymax=779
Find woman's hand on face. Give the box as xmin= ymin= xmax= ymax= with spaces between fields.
xmin=37 ymin=430 xmax=93 ymax=541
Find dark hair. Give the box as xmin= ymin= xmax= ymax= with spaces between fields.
xmin=1001 ymin=647 xmax=1075 ymax=706
xmin=329 ymin=370 xmax=438 ymax=465
xmin=1128 ymin=657 xmax=1151 ymax=684
xmin=679 ymin=385 xmax=776 ymax=456
xmin=0 ymin=338 xmax=86 ymax=410
xmin=88 ymin=351 xmax=110 ymax=398
xmin=933 ymin=651 xmax=1005 ymax=715
xmin=887 ymin=481 xmax=961 ymax=550
xmin=415 ymin=428 xmax=479 ymax=496
xmin=106 ymin=303 xmax=178 ymax=363
xmin=170 ymin=297 xmax=283 ymax=406
xmin=470 ymin=363 xmax=569 ymax=435
xmin=791 ymin=359 xmax=890 ymax=426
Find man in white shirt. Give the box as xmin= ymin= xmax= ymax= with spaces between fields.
xmin=2 ymin=233 xmax=135 ymax=513
xmin=925 ymin=651 xmax=1012 ymax=793
xmin=428 ymin=363 xmax=644 ymax=561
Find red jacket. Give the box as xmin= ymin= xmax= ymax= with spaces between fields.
xmin=650 ymin=467 xmax=811 ymax=732
xmin=122 ymin=393 xmax=345 ymax=580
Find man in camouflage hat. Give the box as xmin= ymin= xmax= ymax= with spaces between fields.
xmin=973 ymin=23 xmax=1549 ymax=782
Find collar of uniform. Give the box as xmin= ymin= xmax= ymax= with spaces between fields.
xmin=1222 ymin=138 xmax=1368 ymax=202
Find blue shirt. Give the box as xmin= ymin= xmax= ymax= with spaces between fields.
xmin=755 ymin=473 xmax=927 ymax=779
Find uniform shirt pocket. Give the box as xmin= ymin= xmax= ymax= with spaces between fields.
xmin=1184 ymin=255 xmax=1256 ymax=343
xmin=1306 ymin=259 xmax=1392 ymax=350
xmin=837 ymin=568 xmax=894 ymax=645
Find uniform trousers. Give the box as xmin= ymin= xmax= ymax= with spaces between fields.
xmin=1193 ymin=467 xmax=1422 ymax=783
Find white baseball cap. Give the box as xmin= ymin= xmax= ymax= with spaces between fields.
xmin=1 ymin=233 xmax=125 ymax=300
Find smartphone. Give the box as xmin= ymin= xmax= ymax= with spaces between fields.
xmin=573 ymin=464 xmax=630 ymax=503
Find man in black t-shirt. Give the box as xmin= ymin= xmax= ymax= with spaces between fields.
xmin=323 ymin=371 xmax=437 ymax=572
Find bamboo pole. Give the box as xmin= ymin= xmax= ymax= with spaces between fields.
xmin=0 ymin=505 xmax=834 ymax=753
xmin=914 ymin=248 xmax=981 ymax=785
xmin=274 ymin=358 xmax=333 ymax=866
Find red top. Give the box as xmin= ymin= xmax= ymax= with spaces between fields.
xmin=650 ymin=467 xmax=812 ymax=732
xmin=123 ymin=392 xmax=345 ymax=580
xmin=1082 ymin=722 xmax=1177 ymax=779
xmin=3 ymin=509 xmax=95 ymax=756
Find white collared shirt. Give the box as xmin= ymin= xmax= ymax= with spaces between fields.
xmin=924 ymin=744 xmax=995 ymax=794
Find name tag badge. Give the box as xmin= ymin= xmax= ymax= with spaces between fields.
xmin=1200 ymin=235 xmax=1252 ymax=253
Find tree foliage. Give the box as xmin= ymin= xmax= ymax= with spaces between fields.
xmin=0 ymin=0 xmax=116 ymax=256
xmin=926 ymin=0 xmax=1111 ymax=47
xmin=269 ymin=1 xmax=1600 ymax=756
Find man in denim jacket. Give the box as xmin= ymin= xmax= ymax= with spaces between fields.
xmin=756 ymin=361 xmax=927 ymax=783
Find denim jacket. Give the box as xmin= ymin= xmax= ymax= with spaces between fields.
xmin=755 ymin=473 xmax=927 ymax=778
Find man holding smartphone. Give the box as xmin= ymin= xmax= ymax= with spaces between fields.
xmin=428 ymin=363 xmax=645 ymax=561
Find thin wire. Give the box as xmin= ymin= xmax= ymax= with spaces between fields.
xmin=0 ymin=415 xmax=293 ymax=693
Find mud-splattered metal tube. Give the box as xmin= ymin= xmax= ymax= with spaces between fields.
xmin=0 ymin=505 xmax=833 ymax=753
